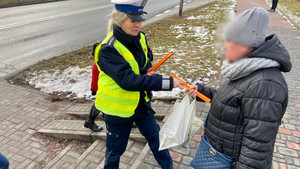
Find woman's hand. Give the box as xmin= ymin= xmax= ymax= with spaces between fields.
xmin=173 ymin=78 xmax=184 ymax=89
xmin=187 ymin=85 xmax=198 ymax=98
xmin=147 ymin=71 xmax=155 ymax=76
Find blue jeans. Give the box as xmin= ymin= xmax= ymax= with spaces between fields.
xmin=0 ymin=153 xmax=9 ymax=169
xmin=104 ymin=112 xmax=173 ymax=169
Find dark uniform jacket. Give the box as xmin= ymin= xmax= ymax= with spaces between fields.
xmin=97 ymin=26 xmax=173 ymax=124
xmin=197 ymin=34 xmax=292 ymax=169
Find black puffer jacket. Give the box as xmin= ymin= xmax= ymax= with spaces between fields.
xmin=197 ymin=34 xmax=292 ymax=169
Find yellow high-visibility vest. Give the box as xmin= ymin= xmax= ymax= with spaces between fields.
xmin=94 ymin=32 xmax=150 ymax=118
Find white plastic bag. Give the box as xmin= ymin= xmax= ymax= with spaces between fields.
xmin=159 ymin=95 xmax=202 ymax=151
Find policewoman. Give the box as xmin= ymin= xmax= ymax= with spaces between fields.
xmin=94 ymin=0 xmax=183 ymax=168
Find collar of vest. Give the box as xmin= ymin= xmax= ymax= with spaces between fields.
xmin=113 ymin=26 xmax=141 ymax=48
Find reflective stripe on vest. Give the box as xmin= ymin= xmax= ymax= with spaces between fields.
xmin=94 ymin=32 xmax=150 ymax=118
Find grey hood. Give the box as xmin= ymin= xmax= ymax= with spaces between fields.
xmin=247 ymin=34 xmax=292 ymax=72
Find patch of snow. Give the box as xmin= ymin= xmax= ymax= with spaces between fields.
xmin=207 ymin=70 xmax=218 ymax=77
xmin=186 ymin=26 xmax=211 ymax=43
xmin=172 ymin=25 xmax=185 ymax=39
xmin=153 ymin=88 xmax=184 ymax=98
xmin=187 ymin=14 xmax=212 ymax=20
xmin=176 ymin=34 xmax=184 ymax=39
xmin=28 ymin=66 xmax=92 ymax=98
xmin=202 ymin=78 xmax=210 ymax=82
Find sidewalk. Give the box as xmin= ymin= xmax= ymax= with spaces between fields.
xmin=0 ymin=80 xmax=71 ymax=168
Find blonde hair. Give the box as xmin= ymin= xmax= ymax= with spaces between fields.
xmin=107 ymin=10 xmax=129 ymax=35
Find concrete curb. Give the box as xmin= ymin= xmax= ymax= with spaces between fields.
xmin=1 ymin=66 xmax=29 ymax=82
xmin=38 ymin=120 xmax=146 ymax=142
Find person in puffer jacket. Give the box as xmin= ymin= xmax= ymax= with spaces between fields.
xmin=188 ymin=7 xmax=292 ymax=169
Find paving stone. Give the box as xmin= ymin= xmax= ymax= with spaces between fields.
xmin=284 ymin=156 xmax=294 ymax=165
xmin=284 ymin=124 xmax=296 ymax=130
xmin=276 ymin=142 xmax=287 ymax=148
xmin=86 ymin=162 xmax=98 ymax=169
xmin=133 ymin=141 xmax=146 ymax=149
xmin=286 ymin=136 xmax=300 ymax=143
xmin=76 ymin=160 xmax=90 ymax=169
xmin=130 ymin=146 xmax=143 ymax=154
xmin=138 ymin=163 xmax=155 ymax=169
xmin=61 ymin=162 xmax=71 ymax=169
xmin=119 ymin=162 xmax=131 ymax=169
xmin=178 ymin=164 xmax=193 ymax=169
xmin=287 ymin=165 xmax=299 ymax=169
xmin=273 ymin=161 xmax=279 ymax=169
xmin=292 ymin=131 xmax=300 ymax=138
xmin=123 ymin=150 xmax=135 ymax=158
xmin=12 ymin=154 xmax=26 ymax=163
xmin=129 ymin=153 xmax=139 ymax=165
xmin=274 ymin=156 xmax=286 ymax=163
xmin=279 ymin=163 xmax=288 ymax=169
xmin=286 ymin=141 xmax=300 ymax=151
xmin=281 ymin=134 xmax=288 ymax=141
xmin=293 ymin=158 xmax=300 ymax=166
xmin=25 ymin=161 xmax=38 ymax=169
xmin=173 ymin=162 xmax=179 ymax=169
xmin=190 ymin=149 xmax=197 ymax=157
xmin=85 ymin=154 xmax=102 ymax=164
xmin=278 ymin=147 xmax=299 ymax=158
xmin=30 ymin=141 xmax=43 ymax=149
xmin=181 ymin=156 xmax=193 ymax=165
xmin=170 ymin=151 xmax=182 ymax=163
xmin=171 ymin=146 xmax=190 ymax=156
xmin=279 ymin=128 xmax=292 ymax=135
xmin=15 ymin=159 xmax=32 ymax=169
xmin=193 ymin=134 xmax=201 ymax=142
xmin=120 ymin=155 xmax=132 ymax=164
xmin=143 ymin=154 xmax=159 ymax=166
xmin=188 ymin=140 xmax=197 ymax=149
xmin=52 ymin=160 xmax=65 ymax=169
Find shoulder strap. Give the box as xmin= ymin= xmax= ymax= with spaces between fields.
xmin=106 ymin=36 xmax=117 ymax=47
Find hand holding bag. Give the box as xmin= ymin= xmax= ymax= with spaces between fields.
xmin=159 ymin=95 xmax=197 ymax=151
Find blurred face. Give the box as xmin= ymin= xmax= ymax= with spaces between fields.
xmin=118 ymin=18 xmax=142 ymax=36
xmin=223 ymin=40 xmax=253 ymax=62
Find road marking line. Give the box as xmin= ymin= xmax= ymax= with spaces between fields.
xmin=155 ymin=14 xmax=163 ymax=17
xmin=163 ymin=10 xmax=171 ymax=14
xmin=0 ymin=4 xmax=113 ymax=30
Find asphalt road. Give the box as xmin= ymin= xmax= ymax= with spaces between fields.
xmin=0 ymin=0 xmax=184 ymax=77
